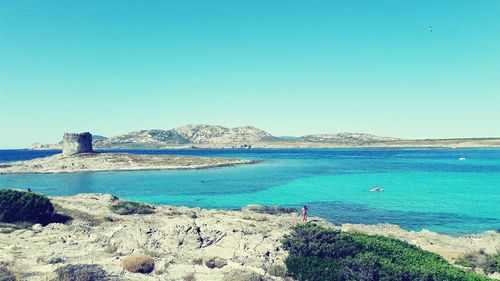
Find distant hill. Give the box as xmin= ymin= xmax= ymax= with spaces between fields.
xmin=174 ymin=124 xmax=272 ymax=144
xmin=296 ymin=132 xmax=400 ymax=144
xmin=94 ymin=129 xmax=190 ymax=147
xmin=93 ymin=124 xmax=272 ymax=148
xmin=57 ymin=135 xmax=107 ymax=145
xmin=92 ymin=135 xmax=108 ymax=141
xmin=275 ymin=136 xmax=298 ymax=141
xmin=30 ymin=125 xmax=500 ymax=149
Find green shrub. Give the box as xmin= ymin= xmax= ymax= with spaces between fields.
xmin=282 ymin=224 xmax=490 ymax=281
xmin=55 ymin=264 xmax=108 ymax=281
xmin=267 ymin=264 xmax=287 ymax=277
xmin=0 ymin=189 xmax=54 ymax=224
xmin=223 ymin=269 xmax=264 ymax=281
xmin=486 ymin=254 xmax=500 ymax=274
xmin=48 ymin=257 xmax=64 ymax=264
xmin=240 ymin=204 xmax=296 ymax=215
xmin=54 ymin=205 xmax=113 ymax=226
xmin=456 ymin=258 xmax=476 ymax=268
xmin=0 ymin=265 xmax=17 ymax=281
xmin=192 ymin=257 xmax=203 ymax=265
xmin=183 ymin=272 xmax=197 ymax=281
xmin=455 ymin=251 xmax=500 ymax=274
xmin=110 ymin=201 xmax=154 ymax=215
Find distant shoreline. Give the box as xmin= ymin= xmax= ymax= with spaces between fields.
xmin=0 ymin=152 xmax=258 ymax=174
xmin=28 ymin=141 xmax=500 ymax=150
xmin=26 ymin=124 xmax=500 ymax=150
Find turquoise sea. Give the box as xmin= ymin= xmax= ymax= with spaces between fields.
xmin=1 ymin=148 xmax=499 ymax=235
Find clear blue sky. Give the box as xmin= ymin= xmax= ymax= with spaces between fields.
xmin=1 ymin=1 xmax=499 ymax=148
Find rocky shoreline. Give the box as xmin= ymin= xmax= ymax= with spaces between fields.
xmin=0 ymin=152 xmax=258 ymax=174
xmin=0 ymin=193 xmax=498 ymax=280
xmin=31 ymin=138 xmax=500 ymax=150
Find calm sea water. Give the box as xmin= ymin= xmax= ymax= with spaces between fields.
xmin=1 ymin=148 xmax=499 ymax=235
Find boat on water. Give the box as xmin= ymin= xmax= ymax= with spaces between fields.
xmin=459 ymin=157 xmax=466 ymax=161
xmin=369 ymin=187 xmax=384 ymax=192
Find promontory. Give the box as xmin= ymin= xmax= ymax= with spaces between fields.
xmin=0 ymin=132 xmax=257 ymax=174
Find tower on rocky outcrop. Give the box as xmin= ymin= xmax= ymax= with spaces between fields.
xmin=62 ymin=132 xmax=93 ymax=155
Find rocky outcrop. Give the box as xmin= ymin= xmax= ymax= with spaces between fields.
xmin=0 ymin=153 xmax=258 ymax=174
xmin=0 ymin=194 xmax=306 ymax=280
xmin=0 ymin=194 xmax=498 ymax=280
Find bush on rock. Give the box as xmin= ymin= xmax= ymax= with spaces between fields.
xmin=0 ymin=189 xmax=54 ymax=224
xmin=55 ymin=264 xmax=109 ymax=281
xmin=282 ymin=224 xmax=491 ymax=281
xmin=0 ymin=264 xmax=17 ymax=281
xmin=121 ymin=254 xmax=154 ymax=273
xmin=223 ymin=269 xmax=264 ymax=281
xmin=111 ymin=201 xmax=154 ymax=215
xmin=267 ymin=264 xmax=287 ymax=277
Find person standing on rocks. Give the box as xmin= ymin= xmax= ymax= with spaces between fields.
xmin=301 ymin=205 xmax=308 ymax=222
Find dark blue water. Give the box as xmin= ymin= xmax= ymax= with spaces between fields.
xmin=1 ymin=148 xmax=499 ymax=235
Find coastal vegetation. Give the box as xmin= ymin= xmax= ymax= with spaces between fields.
xmin=54 ymin=264 xmax=111 ymax=281
xmin=267 ymin=264 xmax=287 ymax=277
xmin=110 ymin=200 xmax=155 ymax=215
xmin=0 ymin=189 xmax=53 ymax=224
xmin=121 ymin=254 xmax=154 ymax=273
xmin=223 ymin=269 xmax=264 ymax=281
xmin=54 ymin=204 xmax=113 ymax=226
xmin=182 ymin=272 xmax=197 ymax=281
xmin=282 ymin=224 xmax=491 ymax=281
xmin=0 ymin=263 xmax=17 ymax=281
xmin=240 ymin=204 xmax=296 ymax=215
xmin=0 ymin=189 xmax=69 ymax=225
xmin=456 ymin=251 xmax=500 ymax=275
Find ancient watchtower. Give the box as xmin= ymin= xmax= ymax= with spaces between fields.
xmin=62 ymin=132 xmax=93 ymax=155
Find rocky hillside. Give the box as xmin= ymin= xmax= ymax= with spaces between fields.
xmin=94 ymin=129 xmax=190 ymax=146
xmin=296 ymin=132 xmax=401 ymax=144
xmin=31 ymin=125 xmax=274 ymax=149
xmin=174 ymin=124 xmax=272 ymax=144
xmin=93 ymin=125 xmax=272 ymax=148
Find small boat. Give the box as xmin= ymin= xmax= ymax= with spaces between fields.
xmin=458 ymin=157 xmax=466 ymax=161
xmin=369 ymin=187 xmax=384 ymax=192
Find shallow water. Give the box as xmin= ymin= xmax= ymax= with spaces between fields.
xmin=1 ymin=148 xmax=499 ymax=235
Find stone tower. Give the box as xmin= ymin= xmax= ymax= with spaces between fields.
xmin=62 ymin=132 xmax=93 ymax=155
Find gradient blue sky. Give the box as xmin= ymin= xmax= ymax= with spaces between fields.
xmin=1 ymin=1 xmax=499 ymax=148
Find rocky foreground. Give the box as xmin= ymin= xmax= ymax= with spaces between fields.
xmin=0 ymin=153 xmax=257 ymax=174
xmin=0 ymin=194 xmax=499 ymax=280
